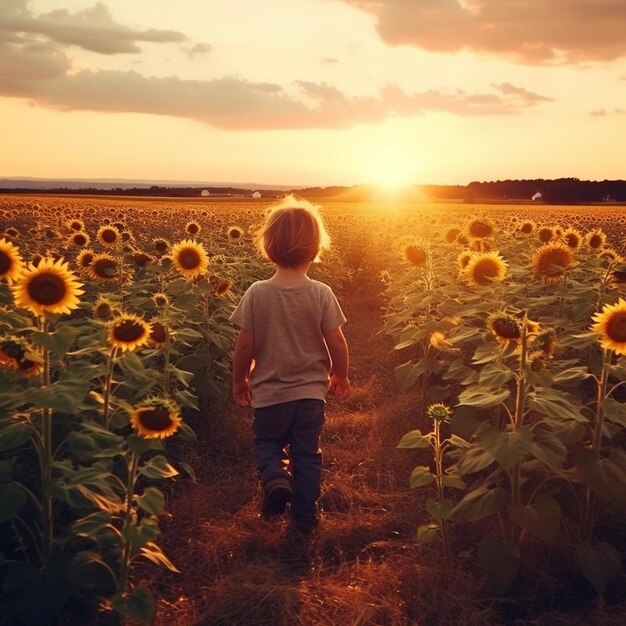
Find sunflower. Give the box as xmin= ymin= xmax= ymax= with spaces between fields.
xmin=214 ymin=279 xmax=232 ymax=297
xmin=591 ymin=298 xmax=626 ymax=355
xmin=170 ymin=239 xmax=209 ymax=280
xmin=67 ymin=219 xmax=85 ymax=232
xmin=531 ymin=242 xmax=576 ymax=283
xmin=149 ymin=321 xmax=168 ymax=347
xmin=610 ymin=263 xmax=626 ymax=284
xmin=152 ymin=238 xmax=170 ymax=256
xmin=529 ymin=351 xmax=548 ymax=372
xmin=600 ymin=248 xmax=622 ymax=264
xmin=97 ymin=225 xmax=120 ymax=247
xmin=534 ymin=328 xmax=557 ymax=358
xmin=5 ymin=227 xmax=19 ymax=239
xmin=456 ymin=234 xmax=469 ymax=245
xmin=227 ymin=226 xmax=244 ymax=240
xmin=585 ymin=229 xmax=607 ymax=250
xmin=457 ymin=251 xmax=473 ymax=271
xmin=468 ymin=218 xmax=494 ymax=239
xmin=538 ymin=227 xmax=555 ymax=243
xmin=151 ymin=292 xmax=170 ymax=308
xmin=76 ymin=249 xmax=95 ymax=271
xmin=129 ymin=396 xmax=182 ymax=439
xmin=11 ymin=257 xmax=83 ymax=316
xmin=468 ymin=238 xmax=491 ymax=253
xmin=69 ymin=231 xmax=90 ymax=247
xmin=107 ymin=313 xmax=151 ymax=351
xmin=0 ymin=238 xmax=24 ymax=282
xmin=186 ymin=221 xmax=201 ymax=236
xmin=403 ymin=244 xmax=428 ymax=266
xmin=88 ymin=254 xmax=119 ymax=282
xmin=462 ymin=251 xmax=508 ymax=287
xmin=126 ymin=250 xmax=153 ymax=268
xmin=562 ymin=228 xmax=582 ymax=249
xmin=93 ymin=296 xmax=116 ymax=321
xmin=488 ymin=313 xmax=521 ymax=344
xmin=0 ymin=337 xmax=42 ymax=377
xmin=427 ymin=403 xmax=452 ymax=421
xmin=518 ymin=220 xmax=535 ymax=235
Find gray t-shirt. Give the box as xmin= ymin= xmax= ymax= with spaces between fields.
xmin=229 ymin=277 xmax=347 ymax=408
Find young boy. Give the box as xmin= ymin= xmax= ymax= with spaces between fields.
xmin=229 ymin=197 xmax=350 ymax=533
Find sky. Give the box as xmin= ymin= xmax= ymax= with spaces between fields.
xmin=1 ymin=0 xmax=626 ymax=187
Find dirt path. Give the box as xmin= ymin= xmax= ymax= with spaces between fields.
xmin=140 ymin=242 xmax=456 ymax=624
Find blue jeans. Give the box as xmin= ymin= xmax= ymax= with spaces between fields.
xmin=253 ymin=398 xmax=325 ymax=523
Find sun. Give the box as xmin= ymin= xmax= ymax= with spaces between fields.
xmin=362 ymin=148 xmax=418 ymax=195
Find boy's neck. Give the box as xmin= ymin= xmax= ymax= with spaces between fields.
xmin=271 ymin=264 xmax=311 ymax=286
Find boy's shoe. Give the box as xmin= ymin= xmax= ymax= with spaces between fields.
xmin=261 ymin=477 xmax=293 ymax=519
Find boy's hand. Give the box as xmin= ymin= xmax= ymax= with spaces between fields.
xmin=329 ymin=374 xmax=351 ymax=399
xmin=233 ymin=379 xmax=252 ymax=406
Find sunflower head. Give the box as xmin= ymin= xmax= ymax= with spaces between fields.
xmin=69 ymin=231 xmax=90 ymax=248
xmin=0 ymin=336 xmax=42 ymax=377
xmin=130 ymin=396 xmax=182 ymax=439
xmin=186 ymin=221 xmax=201 ymax=236
xmin=462 ymin=251 xmax=508 ymax=287
xmin=403 ymin=244 xmax=428 ymax=266
xmin=151 ymin=292 xmax=170 ymax=308
xmin=468 ymin=218 xmax=495 ymax=239
xmin=89 ymin=254 xmax=120 ymax=282
xmin=149 ymin=321 xmax=168 ymax=347
xmin=531 ymin=242 xmax=576 ymax=283
xmin=214 ymin=279 xmax=232 ymax=297
xmin=67 ymin=219 xmax=85 ymax=232
xmin=610 ymin=263 xmax=626 ymax=284
xmin=107 ymin=313 xmax=151 ymax=351
xmin=529 ymin=351 xmax=548 ymax=372
xmin=170 ymin=239 xmax=209 ymax=280
xmin=538 ymin=227 xmax=555 ymax=243
xmin=518 ymin=220 xmax=535 ymax=235
xmin=11 ymin=257 xmax=83 ymax=316
xmin=468 ymin=238 xmax=491 ymax=253
xmin=227 ymin=226 xmax=244 ymax=240
xmin=445 ymin=228 xmax=461 ymax=244
xmin=534 ymin=328 xmax=557 ymax=358
xmin=5 ymin=227 xmax=19 ymax=239
xmin=457 ymin=251 xmax=473 ymax=270
xmin=562 ymin=228 xmax=582 ymax=249
xmin=97 ymin=225 xmax=120 ymax=246
xmin=586 ymin=229 xmax=607 ymax=250
xmin=93 ymin=296 xmax=117 ymax=321
xmin=77 ymin=249 xmax=95 ymax=270
xmin=127 ymin=251 xmax=153 ymax=268
xmin=591 ymin=298 xmax=626 ymax=355
xmin=152 ymin=238 xmax=170 ymax=256
xmin=426 ymin=403 xmax=452 ymax=422
xmin=0 ymin=237 xmax=24 ymax=282
xmin=488 ymin=313 xmax=521 ymax=344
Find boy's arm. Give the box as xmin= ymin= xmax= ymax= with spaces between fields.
xmin=232 ymin=328 xmax=254 ymax=406
xmin=324 ymin=326 xmax=351 ymax=399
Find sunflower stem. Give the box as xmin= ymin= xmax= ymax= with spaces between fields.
xmin=103 ymin=346 xmax=118 ymax=430
xmin=433 ymin=418 xmax=450 ymax=569
xmin=510 ymin=313 xmax=528 ymax=545
xmin=119 ymin=449 xmax=140 ymax=593
xmin=582 ymin=348 xmax=611 ymax=542
xmin=40 ymin=317 xmax=53 ymax=564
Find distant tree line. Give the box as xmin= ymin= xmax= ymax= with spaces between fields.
xmin=2 ymin=179 xmax=624 ymax=203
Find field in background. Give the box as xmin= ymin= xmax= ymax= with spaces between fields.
xmin=1 ymin=195 xmax=626 ymax=625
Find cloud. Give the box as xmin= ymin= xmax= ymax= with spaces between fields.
xmin=185 ymin=43 xmax=212 ymax=58
xmin=591 ymin=108 xmax=625 ymax=116
xmin=343 ymin=0 xmax=626 ymax=64
xmin=492 ymin=83 xmax=553 ymax=103
xmin=0 ymin=62 xmax=552 ymax=130
xmin=0 ymin=0 xmax=187 ymax=55
xmin=320 ymin=57 xmax=339 ymax=64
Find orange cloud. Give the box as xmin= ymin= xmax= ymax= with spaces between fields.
xmin=344 ymin=0 xmax=626 ymax=64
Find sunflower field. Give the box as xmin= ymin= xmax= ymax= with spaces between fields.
xmin=1 ymin=196 xmax=626 ymax=625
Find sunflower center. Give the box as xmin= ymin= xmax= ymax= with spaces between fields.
xmin=80 ymin=253 xmax=94 ymax=267
xmin=406 ymin=246 xmax=427 ymax=266
xmin=102 ymin=229 xmax=117 ymax=243
xmin=0 ymin=250 xmax=11 ymax=275
xmin=28 ymin=273 xmax=66 ymax=305
xmin=113 ymin=320 xmax=146 ymax=343
xmin=565 ymin=234 xmax=579 ymax=248
xmin=137 ymin=407 xmax=173 ymax=432
xmin=612 ymin=270 xmax=626 ymax=283
xmin=473 ymin=259 xmax=499 ymax=285
xmin=94 ymin=258 xmax=117 ymax=277
xmin=520 ymin=223 xmax=533 ymax=234
xmin=74 ymin=234 xmax=87 ymax=246
xmin=469 ymin=221 xmax=492 ymax=238
xmin=446 ymin=228 xmax=461 ymax=243
xmin=606 ymin=312 xmax=626 ymax=343
xmin=589 ymin=234 xmax=602 ymax=248
xmin=150 ymin=323 xmax=167 ymax=343
xmin=491 ymin=318 xmax=520 ymax=340
xmin=179 ymin=249 xmax=201 ymax=269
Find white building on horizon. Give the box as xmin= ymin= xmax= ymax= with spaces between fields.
xmin=532 ymin=192 xmax=542 ymax=201
xmin=251 ymin=191 xmax=261 ymax=199
xmin=201 ymin=189 xmax=210 ymax=197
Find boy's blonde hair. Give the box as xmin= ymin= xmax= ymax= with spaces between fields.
xmin=255 ymin=195 xmax=330 ymax=268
